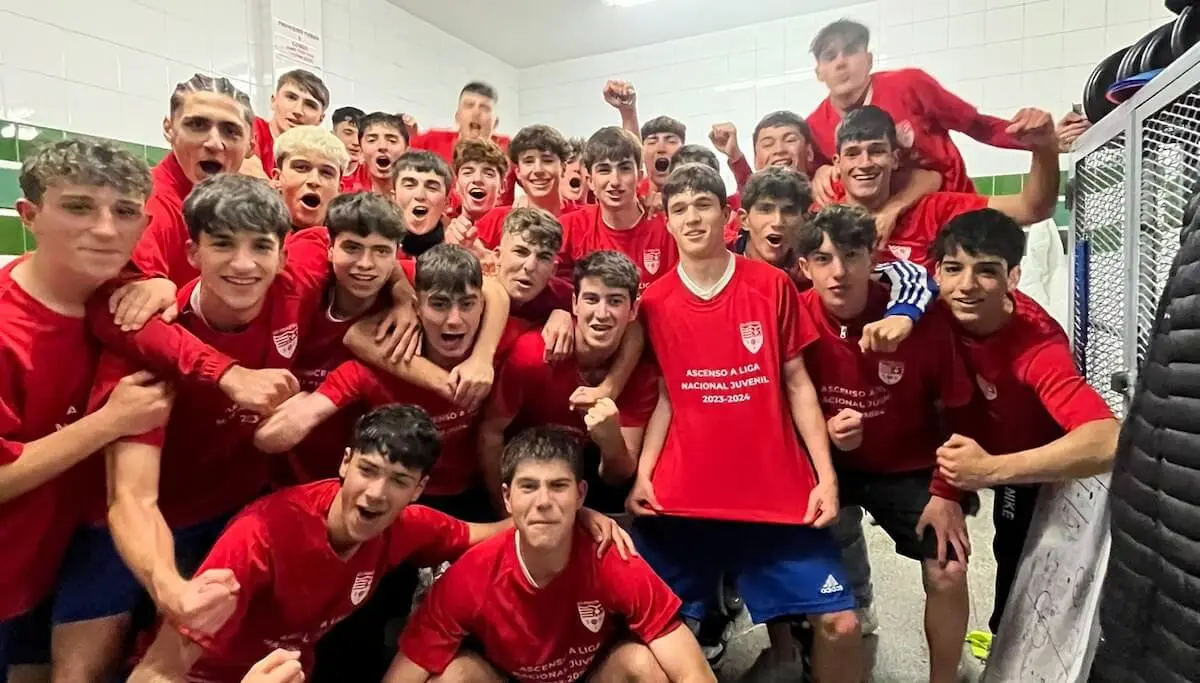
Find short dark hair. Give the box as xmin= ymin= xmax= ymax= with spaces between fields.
xmin=414 ymin=243 xmax=483 ymax=296
xmin=931 ymin=208 xmax=1026 ymax=271
xmin=662 ymin=163 xmax=727 ymax=210
xmin=573 ymin=250 xmax=641 ymax=302
xmin=20 ymin=138 xmax=152 ymax=206
xmin=742 ymin=167 xmax=813 ymax=215
xmin=500 ymin=426 xmax=585 ymax=485
xmin=394 ymin=150 xmax=453 ymax=189
xmin=183 ymin=174 xmax=290 ymax=243
xmin=276 ymin=69 xmax=330 ymax=110
xmin=835 ymin=105 xmax=898 ymax=153
xmin=811 ymin=19 xmax=871 ymax=58
xmin=564 ymin=137 xmax=586 ymax=164
xmin=453 ymin=138 xmax=508 ymax=176
xmin=752 ymin=111 xmax=811 ymax=148
xmin=794 ymin=204 xmax=875 ymax=256
xmin=503 ymin=207 xmax=562 ymax=253
xmin=508 ymin=125 xmax=570 ymax=165
xmin=461 ymin=81 xmax=498 ymax=102
xmin=582 ymin=127 xmax=642 ymax=171
xmin=640 ymin=116 xmax=687 ymax=143
xmin=327 ymin=192 xmax=407 ymax=243
xmin=350 ymin=404 xmax=441 ymax=474
xmin=332 ymin=106 xmax=364 ymax=126
xmin=357 ymin=112 xmax=410 ymax=144
xmin=669 ymin=144 xmax=719 ymax=173
xmin=170 ymin=73 xmax=254 ymax=129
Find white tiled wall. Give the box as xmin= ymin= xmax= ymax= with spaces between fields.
xmin=0 ymin=0 xmax=519 ymax=148
xmin=517 ymin=0 xmax=1178 ymax=179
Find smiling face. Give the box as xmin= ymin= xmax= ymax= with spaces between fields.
xmin=330 ymin=231 xmax=398 ymax=303
xmin=835 ymin=135 xmax=898 ymax=206
xmin=418 ymin=285 xmax=483 ymax=364
xmin=394 ymin=169 xmax=448 ymax=235
xmin=335 ymin=450 xmax=427 ymax=543
xmin=17 ymin=184 xmax=148 ymax=285
xmin=742 ymin=195 xmax=802 ymax=267
xmin=187 ymin=228 xmax=283 ymax=320
xmin=516 ymin=149 xmax=562 ymax=201
xmin=587 ymin=156 xmax=640 ymax=212
xmin=497 ymin=230 xmax=556 ymax=304
xmin=271 ymin=82 xmax=325 ymax=132
xmin=165 ymin=91 xmax=252 ymax=184
xmin=274 ymin=152 xmax=340 ymax=228
xmin=360 ymin=123 xmax=408 ymax=182
xmin=455 ymin=161 xmax=502 ymax=219
xmin=753 ymin=124 xmax=810 ymax=171
xmin=665 ymin=189 xmax=730 ymax=259
xmin=573 ymin=276 xmax=636 ymax=354
xmin=799 ymin=233 xmax=872 ymax=318
xmin=936 ymin=247 xmax=1019 ymax=330
xmin=503 ymin=458 xmax=585 ymax=551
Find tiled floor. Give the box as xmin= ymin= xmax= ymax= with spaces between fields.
xmin=715 ymin=491 xmax=999 ymax=682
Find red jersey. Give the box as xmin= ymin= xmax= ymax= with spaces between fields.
xmin=877 ymin=192 xmax=989 ymax=270
xmin=183 ymin=481 xmax=471 ymax=682
xmin=951 ymin=292 xmax=1114 ymax=457
xmin=88 ymin=266 xmax=327 ymax=529
xmin=511 ymin=277 xmax=573 ymax=325
xmin=491 ymin=329 xmax=658 ymax=438
xmin=0 ymin=258 xmax=97 ymax=619
xmin=473 ymin=204 xmax=581 ymax=250
xmin=557 ymin=205 xmax=677 ymax=290
xmin=410 ymin=129 xmax=517 ymax=206
xmin=640 ymin=257 xmax=819 ymax=523
xmin=315 ymin=321 xmax=528 ymax=496
xmin=131 ymin=154 xmax=196 ymax=285
xmin=807 ymin=69 xmax=1026 ymax=194
xmin=399 ymin=523 xmax=681 ymax=683
xmin=252 ymin=117 xmax=277 ymax=178
xmin=340 ymin=164 xmax=372 ymax=194
xmin=800 ymin=285 xmax=973 ymax=499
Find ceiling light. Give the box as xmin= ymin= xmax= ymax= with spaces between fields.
xmin=600 ymin=0 xmax=660 ymax=7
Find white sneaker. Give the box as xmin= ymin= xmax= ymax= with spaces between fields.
xmin=857 ymin=604 xmax=880 ymax=636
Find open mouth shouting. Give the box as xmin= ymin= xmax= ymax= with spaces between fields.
xmin=467 ymin=187 xmax=488 ymax=201
xmin=198 ymin=160 xmax=225 ymax=175
xmin=374 ymin=155 xmax=392 ymax=172
xmin=653 ymin=157 xmax=671 ymax=173
xmin=569 ymin=177 xmax=583 ymax=189
xmin=300 ymin=192 xmax=322 ymax=209
xmin=764 ymin=232 xmax=784 ymax=247
xmin=356 ymin=504 xmax=384 ymax=523
xmin=410 ymin=205 xmax=430 ymax=220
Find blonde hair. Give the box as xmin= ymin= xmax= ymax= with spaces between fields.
xmin=274 ymin=125 xmax=351 ymax=174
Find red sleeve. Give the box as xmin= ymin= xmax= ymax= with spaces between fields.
xmin=490 ymin=333 xmax=544 ymax=422
xmin=397 ymin=558 xmax=479 ymax=675
xmin=86 ymin=283 xmax=236 ymax=386
xmin=617 ymin=363 xmax=659 ymax=428
xmin=497 ymin=319 xmax=534 ymax=361
xmin=599 ymin=547 xmax=682 ymax=643
xmin=389 ymin=504 xmax=473 ymax=567
xmin=805 ymin=106 xmax=836 ymax=170
xmin=499 ymin=165 xmax=518 ymax=208
xmin=779 ymin=275 xmax=818 ymax=361
xmin=87 ymin=351 xmax=165 ymax=447
xmin=1021 ymin=341 xmax=1115 ymax=432
xmin=907 ymin=69 xmax=1025 ymax=151
xmin=398 ymin=259 xmax=416 ymax=282
xmin=475 ymin=209 xmax=507 ymax=250
xmin=315 ymin=361 xmax=378 ymax=409
xmin=130 ymin=200 xmax=187 ymax=281
xmin=0 ymin=351 xmax=25 ymax=466
xmin=729 ymin=156 xmax=753 ymax=194
xmin=285 ymin=229 xmax=332 ymax=274
xmin=178 ymin=512 xmax=272 ymax=651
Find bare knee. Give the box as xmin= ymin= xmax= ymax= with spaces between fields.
xmin=430 ymin=653 xmax=506 ymax=683
xmin=810 ymin=610 xmax=861 ymax=643
xmin=922 ymin=560 xmax=969 ymax=595
xmin=51 ymin=616 xmax=131 ymax=683
xmin=591 ymin=642 xmax=668 ymax=683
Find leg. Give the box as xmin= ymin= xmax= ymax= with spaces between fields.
xmin=830 ymin=508 xmax=874 ymax=615
xmin=921 ymin=560 xmax=969 ymax=683
xmin=587 ymin=642 xmax=668 ymax=683
xmin=428 ymin=652 xmax=506 ymax=683
xmin=807 ymin=610 xmax=862 ymax=683
xmin=6 ymin=601 xmax=51 ymax=683
xmin=989 ymin=484 xmax=1040 ymax=633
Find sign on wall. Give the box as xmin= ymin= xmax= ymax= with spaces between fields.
xmin=273 ymin=18 xmax=323 ymax=75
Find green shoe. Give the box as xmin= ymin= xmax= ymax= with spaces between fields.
xmin=965 ymin=630 xmax=992 ymax=661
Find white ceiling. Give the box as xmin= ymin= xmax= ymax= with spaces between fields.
xmin=387 ymin=0 xmax=849 ymax=68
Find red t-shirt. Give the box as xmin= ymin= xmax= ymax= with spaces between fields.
xmin=315 ymin=321 xmax=528 ymax=496
xmin=491 ymin=329 xmax=659 ymax=439
xmin=182 ymin=481 xmax=471 ymax=682
xmin=807 ymin=69 xmax=1026 ymax=194
xmin=877 ymin=192 xmax=989 ymax=270
xmin=511 ymin=277 xmax=574 ymax=326
xmin=800 ymin=285 xmax=973 ymax=499
xmin=410 ymin=129 xmax=517 ymax=206
xmin=340 ymin=164 xmax=372 ymax=194
xmin=399 ymin=524 xmax=682 ymax=683
xmin=474 ymin=203 xmax=582 ymax=250
xmin=557 ymin=205 xmax=677 ymax=290
xmin=640 ymin=257 xmax=819 ymax=523
xmin=0 ymin=258 xmax=97 ymax=619
xmin=253 ymin=117 xmax=276 ymax=178
xmin=131 ymin=154 xmax=196 ymax=286
xmin=87 ymin=266 xmax=327 ymax=529
xmin=951 ymin=292 xmax=1114 ymax=456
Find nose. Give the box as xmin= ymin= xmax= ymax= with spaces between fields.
xmin=828 ymin=256 xmax=847 ymax=279
xmin=354 ymin=250 xmax=375 ymax=270
xmin=305 ymin=170 xmax=322 ymax=187
xmin=202 ymin=126 xmax=224 ymax=151
xmin=89 ymin=208 xmax=120 ymax=240
xmin=683 ymin=204 xmax=702 ymax=224
xmin=363 ymin=476 xmax=386 ymax=501
xmin=230 ymin=244 xmax=257 ymax=272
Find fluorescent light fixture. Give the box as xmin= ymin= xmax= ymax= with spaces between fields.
xmin=600 ymin=0 xmax=660 ymax=7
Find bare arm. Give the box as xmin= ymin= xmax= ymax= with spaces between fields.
xmin=594 ymin=319 xmax=645 ymax=400
xmin=990 ymin=419 xmax=1119 ymax=486
xmin=592 ymin=422 xmax=638 ymax=485
xmin=783 ymin=355 xmax=835 ymax=485
xmin=988 ymin=142 xmax=1060 ymax=226
xmin=464 ymin=518 xmax=515 ymax=546
xmin=636 ymin=380 xmax=672 ymax=481
xmin=648 ymin=623 xmax=719 ymax=683
xmin=382 ymin=656 xmax=433 ymax=683
xmin=127 ymin=625 xmax=204 ymax=683
xmin=107 ymin=440 xmax=184 ymax=608
xmin=343 ymin=317 xmax=454 ymax=401
xmin=0 ymin=408 xmax=127 ymax=503
xmin=477 ymin=410 xmax=514 ymax=510
xmin=469 ymin=277 xmax=512 ymax=364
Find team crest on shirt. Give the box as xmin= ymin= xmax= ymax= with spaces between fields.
xmin=739 ymin=321 xmax=763 ymax=354
xmin=272 ymin=323 xmax=299 ymax=359
xmin=643 ymin=249 xmax=661 ymax=274
xmin=887 ymin=244 xmax=912 ymax=260
xmin=976 ymin=374 xmax=998 ymax=401
xmin=878 ymin=360 xmax=905 ymax=385
xmin=577 ymin=600 xmax=605 ymax=633
xmin=350 ymin=571 xmax=374 ymax=605
xmin=896 ymin=120 xmax=915 ymax=149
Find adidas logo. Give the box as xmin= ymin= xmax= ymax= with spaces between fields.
xmin=819 ymin=574 xmax=843 ymax=595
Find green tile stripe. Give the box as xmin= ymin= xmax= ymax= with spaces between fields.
xmin=973 ymin=171 xmax=1071 ymax=229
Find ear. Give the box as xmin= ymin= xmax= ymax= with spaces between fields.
xmin=721 ymin=204 xmax=731 ymax=226
xmin=798 ymin=255 xmax=813 ymax=281
xmin=269 ymin=167 xmax=283 ymax=191
xmin=629 ymin=298 xmax=640 ymax=321
xmin=502 ymin=483 xmax=513 ymax=516
xmin=338 ymin=448 xmax=353 ymax=479
xmin=866 ymin=51 xmax=875 ymax=72
xmin=186 ymin=239 xmax=200 ymax=270
xmin=737 ymin=208 xmax=748 ymax=230
xmin=1007 ymin=264 xmax=1022 ymax=290
xmin=15 ymin=198 xmax=39 ymax=231
xmin=411 ymin=476 xmax=428 ymax=502
xmin=575 ymin=479 xmax=588 ymax=510
xmin=162 ymin=116 xmax=175 ymax=146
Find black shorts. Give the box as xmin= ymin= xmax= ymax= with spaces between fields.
xmin=837 ymin=467 xmax=979 ymax=563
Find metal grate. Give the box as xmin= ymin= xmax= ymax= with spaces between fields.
xmin=1138 ymin=92 xmax=1200 ymax=366
xmin=1073 ymin=134 xmax=1128 ymax=418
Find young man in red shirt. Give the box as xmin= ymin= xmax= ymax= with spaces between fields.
xmin=393 ymin=151 xmax=457 ymax=260
xmin=387 ymin=427 xmax=715 ymax=683
xmin=929 ymin=209 xmax=1119 ymax=644
xmin=342 ymin=112 xmax=411 ymax=195
xmin=557 ymin=127 xmax=678 ymax=290
xmin=410 ymin=82 xmax=516 ymax=205
xmin=451 ymin=138 xmax=507 ymax=222
xmin=241 ymin=69 xmax=329 ymax=180
xmin=599 ymin=79 xmax=684 ymax=203
xmin=0 ymin=140 xmax=174 ymax=680
xmin=836 ymin=105 xmax=1060 ymax=271
xmin=626 ymin=164 xmax=861 ymax=682
xmin=479 ymin=249 xmax=658 ymax=515
xmin=561 ymin=136 xmax=588 ymax=206
xmin=331 ymin=106 xmax=365 ymax=180
xmin=709 ymin=112 xmax=812 ymax=192
xmin=797 ymin=205 xmax=976 ymax=683
xmin=807 ymin=20 xmax=1026 ymax=199
xmin=271 ymin=125 xmax=349 ymax=232
xmin=467 ymin=124 xmax=573 ymax=250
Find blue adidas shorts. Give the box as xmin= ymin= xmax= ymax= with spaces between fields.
xmin=632 ymin=516 xmax=856 ymax=623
